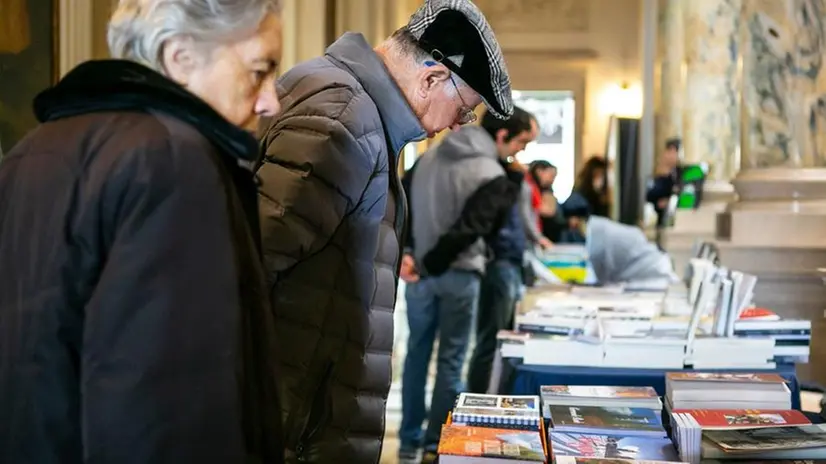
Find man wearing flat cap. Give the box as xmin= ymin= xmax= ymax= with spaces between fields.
xmin=256 ymin=0 xmax=512 ymax=462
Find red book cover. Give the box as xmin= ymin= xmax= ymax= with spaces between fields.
xmin=738 ymin=307 xmax=779 ymax=320
xmin=673 ymin=409 xmax=811 ymax=428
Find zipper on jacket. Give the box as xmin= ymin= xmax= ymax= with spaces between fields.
xmin=294 ymin=361 xmax=334 ymax=460
xmin=389 ymin=149 xmax=407 ymax=275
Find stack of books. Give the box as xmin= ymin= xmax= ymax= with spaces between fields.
xmin=665 ymin=372 xmax=792 ymax=411
xmin=734 ymin=311 xmax=811 ymax=364
xmin=437 ymin=393 xmax=546 ymax=463
xmin=542 ymin=385 xmax=683 ymax=463
xmin=675 ymin=423 xmax=826 ymax=462
xmin=671 ymin=409 xmax=812 ymax=462
xmin=664 ymin=372 xmax=821 ymax=462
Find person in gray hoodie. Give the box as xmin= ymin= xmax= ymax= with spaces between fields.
xmin=561 ymin=196 xmax=678 ymax=285
xmin=399 ymin=107 xmax=535 ymax=463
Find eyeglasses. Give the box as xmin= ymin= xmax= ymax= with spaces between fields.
xmin=425 ymin=56 xmax=477 ymax=126
xmin=449 ymin=74 xmax=477 ymax=125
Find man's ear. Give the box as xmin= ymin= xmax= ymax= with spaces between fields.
xmin=162 ymin=37 xmax=199 ymax=86
xmin=418 ymin=63 xmax=450 ymax=98
xmin=495 ymin=128 xmax=509 ymax=144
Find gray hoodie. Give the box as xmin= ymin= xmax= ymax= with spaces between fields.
xmin=409 ymin=126 xmax=505 ymax=274
xmin=587 ymin=216 xmax=678 ymax=284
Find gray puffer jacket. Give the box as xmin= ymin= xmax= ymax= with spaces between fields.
xmin=256 ymin=33 xmax=425 ymax=463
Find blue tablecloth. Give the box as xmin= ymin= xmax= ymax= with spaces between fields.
xmin=505 ymin=360 xmax=802 ymax=410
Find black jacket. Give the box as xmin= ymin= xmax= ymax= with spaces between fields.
xmin=0 ymin=60 xmax=283 ymax=463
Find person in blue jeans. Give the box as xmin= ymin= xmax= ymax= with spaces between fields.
xmin=466 ymin=118 xmax=541 ymax=394
xmin=399 ymin=107 xmax=537 ymax=463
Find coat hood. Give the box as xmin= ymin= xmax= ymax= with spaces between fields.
xmin=435 ymin=125 xmax=499 ymax=161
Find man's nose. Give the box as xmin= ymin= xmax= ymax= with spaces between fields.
xmin=256 ymin=82 xmax=281 ymax=117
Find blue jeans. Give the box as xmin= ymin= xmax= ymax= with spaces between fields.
xmin=467 ymin=260 xmax=522 ymax=393
xmin=399 ymin=270 xmax=480 ymax=453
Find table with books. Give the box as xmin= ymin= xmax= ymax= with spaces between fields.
xmin=437 ymin=373 xmax=823 ymax=463
xmin=504 ymin=360 xmax=803 ymax=410
xmin=493 ymin=254 xmax=810 ymax=414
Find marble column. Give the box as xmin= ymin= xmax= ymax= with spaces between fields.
xmin=728 ymin=0 xmax=826 ymax=248
xmin=682 ymin=0 xmax=741 ymax=182
xmin=655 ymin=0 xmax=684 ymax=159
xmin=718 ymin=0 xmax=826 ymax=385
xmin=660 ymin=1 xmax=739 ymax=262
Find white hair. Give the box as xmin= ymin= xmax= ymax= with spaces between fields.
xmin=108 ymin=0 xmax=281 ymax=72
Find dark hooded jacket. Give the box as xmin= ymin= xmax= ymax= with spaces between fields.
xmin=256 ymin=33 xmax=425 ymax=463
xmin=0 ymin=60 xmax=283 ymax=464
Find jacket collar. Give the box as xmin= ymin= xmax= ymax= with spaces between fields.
xmin=325 ymin=33 xmax=426 ymax=155
xmin=33 ymin=60 xmax=259 ymax=171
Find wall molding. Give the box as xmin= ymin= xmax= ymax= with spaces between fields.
xmin=58 ymin=0 xmax=93 ymax=77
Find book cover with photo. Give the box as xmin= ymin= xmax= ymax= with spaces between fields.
xmin=549 ymin=432 xmax=678 ymax=461
xmin=437 ymin=424 xmax=545 ymax=461
xmin=704 ymin=424 xmax=826 ymax=452
xmin=548 ymin=405 xmax=665 ymax=437
xmin=453 ymin=393 xmax=541 ymax=430
xmin=674 ymin=409 xmax=810 ymax=429
xmin=456 ymin=393 xmax=539 ymax=411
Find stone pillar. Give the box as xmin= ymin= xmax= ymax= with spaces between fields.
xmin=655 ymin=0 xmax=684 ymax=157
xmin=660 ymin=0 xmax=739 ymax=267
xmin=718 ymin=0 xmax=826 ymax=385
xmin=682 ymin=0 xmax=741 ymax=182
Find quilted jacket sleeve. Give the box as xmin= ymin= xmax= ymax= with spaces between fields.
xmin=257 ymin=110 xmax=374 ymax=275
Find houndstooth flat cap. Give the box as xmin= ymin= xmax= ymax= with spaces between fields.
xmin=407 ymin=0 xmax=513 ymax=119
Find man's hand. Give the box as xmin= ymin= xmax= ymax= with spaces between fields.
xmin=538 ymin=236 xmax=554 ymax=250
xmin=657 ymin=198 xmax=669 ymax=209
xmin=399 ymin=254 xmax=420 ymax=283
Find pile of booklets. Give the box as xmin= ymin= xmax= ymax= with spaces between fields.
xmin=665 ymin=372 xmax=826 ymax=462
xmin=542 ymin=384 xmax=685 ymax=463
xmin=437 ymin=393 xmax=546 ymax=463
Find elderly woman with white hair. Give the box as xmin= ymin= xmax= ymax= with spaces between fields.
xmin=0 ymin=1 xmax=285 ymax=462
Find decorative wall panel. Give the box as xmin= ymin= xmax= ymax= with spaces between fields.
xmin=475 ymin=0 xmax=589 ymax=33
